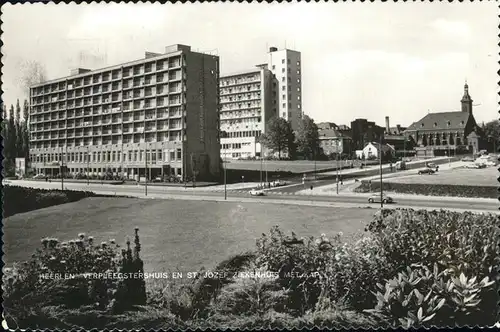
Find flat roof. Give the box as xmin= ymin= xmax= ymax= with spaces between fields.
xmin=220 ymin=67 xmax=263 ymax=79
xmin=31 ymin=45 xmax=218 ymax=89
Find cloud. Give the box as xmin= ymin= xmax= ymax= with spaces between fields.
xmin=430 ymin=19 xmax=472 ymax=39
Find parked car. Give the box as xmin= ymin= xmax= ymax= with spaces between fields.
xmin=368 ymin=193 xmax=394 ymax=204
xmin=33 ymin=174 xmax=46 ymax=179
xmin=418 ymin=168 xmax=435 ymax=175
xmin=465 ymin=163 xmax=484 ymax=169
xmin=272 ymin=179 xmax=287 ymax=187
xmin=426 ymin=162 xmax=437 ymax=168
xmin=461 ymin=156 xmax=475 ymax=162
xmin=249 ymin=189 xmax=265 ymax=196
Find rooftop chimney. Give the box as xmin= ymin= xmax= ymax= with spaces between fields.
xmin=269 ymin=46 xmax=278 ymax=52
xmin=385 ymin=116 xmax=390 ymax=134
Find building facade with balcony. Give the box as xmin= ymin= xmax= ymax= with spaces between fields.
xmin=267 ymin=47 xmax=302 ymax=131
xmin=219 ymin=67 xmax=274 ymax=159
xmin=29 ymin=44 xmax=221 ymax=181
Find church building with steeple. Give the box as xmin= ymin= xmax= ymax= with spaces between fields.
xmin=404 ymin=82 xmax=482 ymax=157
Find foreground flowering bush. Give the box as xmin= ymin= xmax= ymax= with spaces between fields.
xmin=363 ymin=209 xmax=499 ymax=327
xmin=3 ymin=208 xmax=498 ymax=329
xmin=3 ymin=228 xmax=146 ymax=328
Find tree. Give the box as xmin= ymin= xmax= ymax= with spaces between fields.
xmin=259 ymin=117 xmax=294 ymax=159
xmin=18 ymin=60 xmax=47 ymax=97
xmin=295 ymin=115 xmax=320 ymax=160
xmin=22 ymin=100 xmax=30 ymax=161
xmin=483 ymin=120 xmax=500 ymax=140
xmin=15 ymin=99 xmax=23 ymax=157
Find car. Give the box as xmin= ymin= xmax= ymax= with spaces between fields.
xmin=465 ymin=163 xmax=482 ymax=169
xmin=461 ymin=156 xmax=475 ymax=162
xmin=368 ymin=193 xmax=393 ymax=204
xmin=33 ymin=174 xmax=46 ymax=179
xmin=249 ymin=189 xmax=265 ymax=196
xmin=418 ymin=168 xmax=435 ymax=175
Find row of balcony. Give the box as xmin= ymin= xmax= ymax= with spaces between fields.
xmin=31 ymin=136 xmax=184 ymax=148
xmin=31 ymin=110 xmax=184 ymax=124
xmin=32 ymin=99 xmax=183 ymax=115
xmin=32 ymin=128 xmax=184 ymax=141
xmin=32 ymin=64 xmax=184 ymax=96
xmin=32 ymin=89 xmax=184 ymax=108
xmin=31 ymin=120 xmax=183 ymax=132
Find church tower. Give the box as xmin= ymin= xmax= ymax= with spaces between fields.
xmin=461 ymin=81 xmax=473 ymax=114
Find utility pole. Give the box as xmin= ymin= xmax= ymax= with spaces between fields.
xmin=336 ymin=138 xmax=340 ymax=194
xmin=87 ymin=147 xmax=90 ymax=185
xmin=224 ymin=148 xmax=227 ymax=200
xmin=144 ymin=142 xmax=148 ymax=196
xmin=380 ymin=135 xmax=384 ymax=209
xmin=260 ymin=153 xmax=263 ymax=187
xmin=61 ymin=147 xmax=65 ymax=191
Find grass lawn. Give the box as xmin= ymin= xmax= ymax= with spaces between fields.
xmin=385 ymin=166 xmax=497 ymax=187
xmin=4 ymin=197 xmax=375 ymax=275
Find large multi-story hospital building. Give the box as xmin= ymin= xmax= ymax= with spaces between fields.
xmin=29 ymin=44 xmax=221 ymax=181
xmin=219 ymin=46 xmax=302 ymax=159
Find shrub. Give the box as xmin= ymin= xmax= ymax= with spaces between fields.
xmin=364 ymin=209 xmax=499 ymax=327
xmin=355 ymin=181 xmax=497 ymax=198
xmin=366 ymin=209 xmax=500 ymax=280
xmin=3 ymin=228 xmax=147 ymax=329
xmin=365 ymin=263 xmax=496 ymax=328
xmin=253 ymin=226 xmax=390 ymax=315
xmin=3 ymin=185 xmax=96 ymax=217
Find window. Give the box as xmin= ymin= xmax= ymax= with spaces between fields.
xmin=297 ymin=96 xmax=301 ymax=100
xmin=272 ymin=65 xmax=275 ymax=70
xmin=297 ymin=61 xmax=301 ymax=66
xmin=297 ymin=70 xmax=301 ymax=75
xmin=282 ymin=86 xmax=285 ymax=91
xmin=176 ymin=148 xmax=182 ymax=160
xmin=282 ymin=59 xmax=285 ymax=64
xmin=288 ymin=103 xmax=292 ymax=108
xmin=282 ymin=94 xmax=286 ymax=100
xmin=282 ymin=112 xmax=286 ymax=117
xmin=170 ymin=151 xmax=175 ymax=161
xmin=297 ymin=78 xmax=301 ymax=83
xmin=287 ymin=59 xmax=291 ymax=64
xmin=282 ymin=68 xmax=285 ymax=73
xmin=282 ymin=103 xmax=286 ymax=108
xmin=281 ymin=77 xmax=285 ymax=82
xmin=297 ymin=87 xmax=301 ymax=92
xmin=288 ymin=112 xmax=292 ymax=117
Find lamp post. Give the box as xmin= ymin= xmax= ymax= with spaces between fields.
xmin=224 ymin=147 xmax=227 ymax=200
xmin=87 ymin=147 xmax=90 ymax=186
xmin=144 ymin=142 xmax=148 ymax=196
xmin=61 ymin=146 xmax=65 ymax=191
xmin=336 ymin=138 xmax=340 ymax=194
xmin=379 ymin=135 xmax=384 ymax=209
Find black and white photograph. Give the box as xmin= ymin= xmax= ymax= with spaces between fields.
xmin=1 ymin=1 xmax=499 ymax=330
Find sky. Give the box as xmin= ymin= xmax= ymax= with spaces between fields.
xmin=2 ymin=2 xmax=498 ymax=128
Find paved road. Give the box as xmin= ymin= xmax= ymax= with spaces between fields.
xmin=8 ymin=180 xmax=499 ymax=213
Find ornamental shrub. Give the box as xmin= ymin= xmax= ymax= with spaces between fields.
xmin=3 ymin=228 xmax=146 ymax=329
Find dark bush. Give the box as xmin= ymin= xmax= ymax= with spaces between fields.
xmin=355 ymin=180 xmax=497 ymax=198
xmin=2 ymin=185 xmax=96 ymax=217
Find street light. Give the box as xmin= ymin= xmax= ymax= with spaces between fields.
xmin=61 ymin=146 xmax=65 ymax=191
xmin=224 ymin=147 xmax=227 ymax=200
xmin=379 ymin=135 xmax=384 ymax=209
xmin=87 ymin=147 xmax=90 ymax=186
xmin=144 ymin=142 xmax=148 ymax=196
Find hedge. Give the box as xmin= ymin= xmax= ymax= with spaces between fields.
xmin=354 ymin=180 xmax=497 ymax=199
xmin=2 ymin=185 xmax=97 ymax=218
